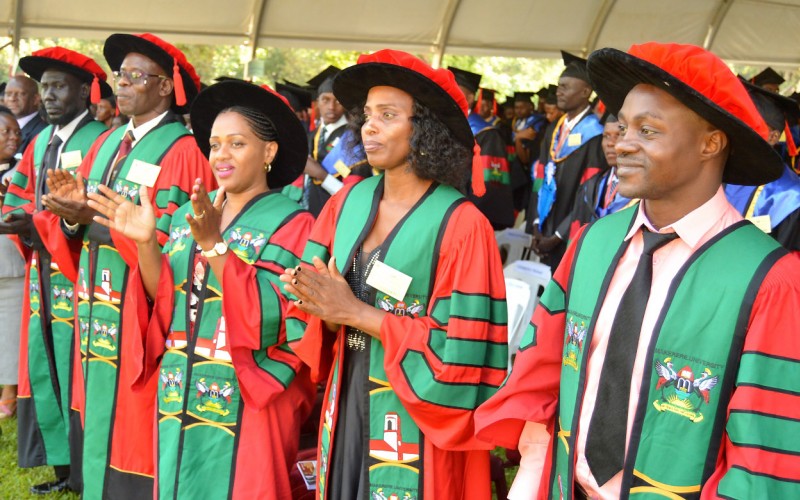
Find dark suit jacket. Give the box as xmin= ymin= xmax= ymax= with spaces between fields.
xmin=17 ymin=112 xmax=47 ymax=158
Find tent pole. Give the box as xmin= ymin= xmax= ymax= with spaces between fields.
xmin=9 ymin=0 xmax=22 ymax=76
xmin=243 ymin=0 xmax=267 ymax=80
xmin=431 ymin=0 xmax=462 ymax=68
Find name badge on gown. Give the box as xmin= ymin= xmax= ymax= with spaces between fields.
xmin=748 ymin=215 xmax=772 ymax=233
xmin=126 ymin=159 xmax=162 ymax=187
xmin=366 ymin=260 xmax=412 ymax=302
xmin=567 ymin=133 xmax=582 ymax=146
xmin=60 ymin=150 xmax=83 ymax=172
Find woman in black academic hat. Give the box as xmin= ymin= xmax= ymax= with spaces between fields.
xmin=281 ymin=49 xmax=508 ymax=500
xmin=86 ymin=80 xmax=315 ymax=499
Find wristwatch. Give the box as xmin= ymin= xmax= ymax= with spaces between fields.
xmin=201 ymin=241 xmax=228 ymax=258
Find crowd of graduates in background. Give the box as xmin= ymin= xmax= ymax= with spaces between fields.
xmin=0 ymin=28 xmax=798 ymax=500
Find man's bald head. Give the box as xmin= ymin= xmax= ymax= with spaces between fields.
xmin=4 ymin=75 xmax=40 ymax=118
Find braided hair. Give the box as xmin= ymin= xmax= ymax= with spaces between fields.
xmin=219 ymin=105 xmax=278 ymax=142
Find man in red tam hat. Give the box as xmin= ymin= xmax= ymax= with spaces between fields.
xmin=0 ymin=46 xmax=111 ymax=495
xmin=475 ymin=42 xmax=800 ymax=499
xmin=39 ymin=33 xmax=215 ymax=499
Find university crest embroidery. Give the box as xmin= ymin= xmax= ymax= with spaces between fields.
xmin=371 ymin=490 xmax=416 ymax=500
xmin=653 ymin=357 xmax=719 ymax=422
xmin=195 ymin=378 xmax=235 ymax=416
xmin=29 ymin=282 xmax=40 ymax=313
xmin=378 ymin=296 xmax=424 ymax=317
xmin=369 ymin=412 xmax=420 ymax=462
xmin=91 ymin=320 xmax=118 ymax=351
xmin=52 ymin=286 xmax=74 ymax=312
xmin=160 ymin=368 xmax=184 ymax=403
xmin=562 ymin=316 xmax=587 ymax=371
xmin=227 ymin=227 xmax=267 ymax=263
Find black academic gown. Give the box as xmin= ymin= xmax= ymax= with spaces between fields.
xmin=306 ymin=124 xmax=347 ymax=217
xmin=526 ymin=117 xmax=605 ymax=269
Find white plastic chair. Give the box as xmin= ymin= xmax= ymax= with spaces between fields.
xmin=496 ymin=228 xmax=536 ymax=266
xmin=504 ymin=260 xmax=552 ymax=370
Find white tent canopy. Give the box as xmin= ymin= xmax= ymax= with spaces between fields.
xmin=2 ymin=0 xmax=799 ymax=67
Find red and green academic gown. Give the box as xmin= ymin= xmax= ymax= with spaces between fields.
xmin=126 ymin=190 xmax=316 ymax=499
xmin=287 ymin=175 xmax=509 ymax=500
xmin=2 ymin=116 xmax=106 ymax=481
xmin=475 ymin=205 xmax=800 ymax=499
xmin=45 ymin=114 xmax=215 ymax=499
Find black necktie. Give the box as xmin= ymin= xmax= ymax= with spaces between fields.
xmin=317 ymin=127 xmax=328 ymax=159
xmin=37 ymin=134 xmax=63 ymax=209
xmin=586 ymin=229 xmax=679 ymax=486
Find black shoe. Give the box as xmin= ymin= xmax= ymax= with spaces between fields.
xmin=30 ymin=478 xmax=69 ymax=495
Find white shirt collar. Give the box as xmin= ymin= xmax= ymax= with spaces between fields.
xmin=54 ymin=110 xmax=89 ymax=144
xmin=564 ymin=105 xmax=592 ymax=130
xmin=125 ymin=110 xmax=170 ymax=145
xmin=16 ymin=111 xmax=39 ymax=129
xmin=322 ymin=115 xmax=347 ymax=135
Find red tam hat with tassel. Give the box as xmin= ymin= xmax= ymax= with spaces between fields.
xmin=333 ymin=49 xmax=486 ymax=196
xmin=19 ymin=47 xmax=113 ymax=105
xmin=103 ymin=33 xmax=201 ymax=113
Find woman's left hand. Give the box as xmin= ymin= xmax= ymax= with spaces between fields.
xmin=186 ymin=178 xmax=225 ymax=251
xmin=281 ymin=256 xmax=363 ymax=326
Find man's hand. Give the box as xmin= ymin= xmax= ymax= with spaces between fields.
xmin=304 ymin=157 xmax=329 ymax=181
xmin=0 ymin=211 xmax=33 ymax=236
xmin=42 ymin=169 xmax=94 ymax=225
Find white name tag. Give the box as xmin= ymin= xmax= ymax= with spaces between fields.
xmin=366 ymin=260 xmax=412 ymax=302
xmin=567 ymin=133 xmax=582 ymax=147
xmin=748 ymin=215 xmax=772 ymax=233
xmin=126 ymin=159 xmax=162 ymax=188
xmin=60 ymin=150 xmax=83 ymax=171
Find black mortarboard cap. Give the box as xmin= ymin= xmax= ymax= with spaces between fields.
xmin=479 ymin=88 xmax=496 ymax=102
xmin=514 ymin=91 xmax=534 ymax=103
xmin=277 ymin=81 xmax=312 ymax=110
xmin=307 ymin=65 xmax=341 ymax=95
xmin=560 ymin=50 xmax=590 ymax=84
xmin=740 ymin=75 xmax=800 ymax=131
xmin=751 ymin=67 xmax=785 ymax=88
xmin=448 ymin=66 xmax=482 ymax=94
xmin=545 ymin=84 xmax=558 ymax=105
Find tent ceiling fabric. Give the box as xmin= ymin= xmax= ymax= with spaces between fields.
xmin=2 ymin=0 xmax=800 ymax=66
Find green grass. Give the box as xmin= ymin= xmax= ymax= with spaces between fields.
xmin=0 ymin=417 xmax=78 ymax=500
xmin=1 ymin=415 xmax=517 ymax=499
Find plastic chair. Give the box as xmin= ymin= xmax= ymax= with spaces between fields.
xmin=504 ymin=260 xmax=552 ymax=370
xmin=496 ymin=228 xmax=536 ymax=266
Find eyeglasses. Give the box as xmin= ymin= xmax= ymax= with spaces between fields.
xmin=112 ymin=70 xmax=167 ymax=86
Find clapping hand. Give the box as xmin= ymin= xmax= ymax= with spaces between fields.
xmin=87 ymin=184 xmax=157 ymax=244
xmin=42 ymin=169 xmax=94 ymax=224
xmin=185 ymin=179 xmax=225 ymax=251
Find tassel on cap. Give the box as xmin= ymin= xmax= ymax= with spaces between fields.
xmin=473 ymin=88 xmax=482 ymax=114
xmin=472 ymin=142 xmax=486 ymax=197
xmin=492 ymin=95 xmax=497 ymax=117
xmin=172 ymin=58 xmax=186 ymax=107
xmin=90 ymin=75 xmax=101 ymax=104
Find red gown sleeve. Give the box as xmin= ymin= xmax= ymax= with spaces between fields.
xmin=127 ymin=256 xmax=174 ymax=391
xmin=222 ymin=211 xmax=315 ymax=410
xmin=474 ymin=226 xmax=585 ymax=449
xmin=701 ymin=252 xmax=800 ymax=498
xmin=287 ymin=192 xmax=344 ymax=382
xmin=378 ymin=203 xmax=508 ymax=451
xmin=111 ymin=136 xmax=215 ymax=267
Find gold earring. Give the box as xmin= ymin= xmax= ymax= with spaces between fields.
xmin=264 ymin=163 xmax=272 ymax=172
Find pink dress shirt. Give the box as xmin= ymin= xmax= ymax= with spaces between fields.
xmin=509 ymin=188 xmax=743 ymax=500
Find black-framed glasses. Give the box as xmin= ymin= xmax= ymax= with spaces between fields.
xmin=112 ymin=69 xmax=167 ymax=86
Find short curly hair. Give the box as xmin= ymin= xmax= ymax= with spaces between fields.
xmin=347 ymin=99 xmax=471 ymax=191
